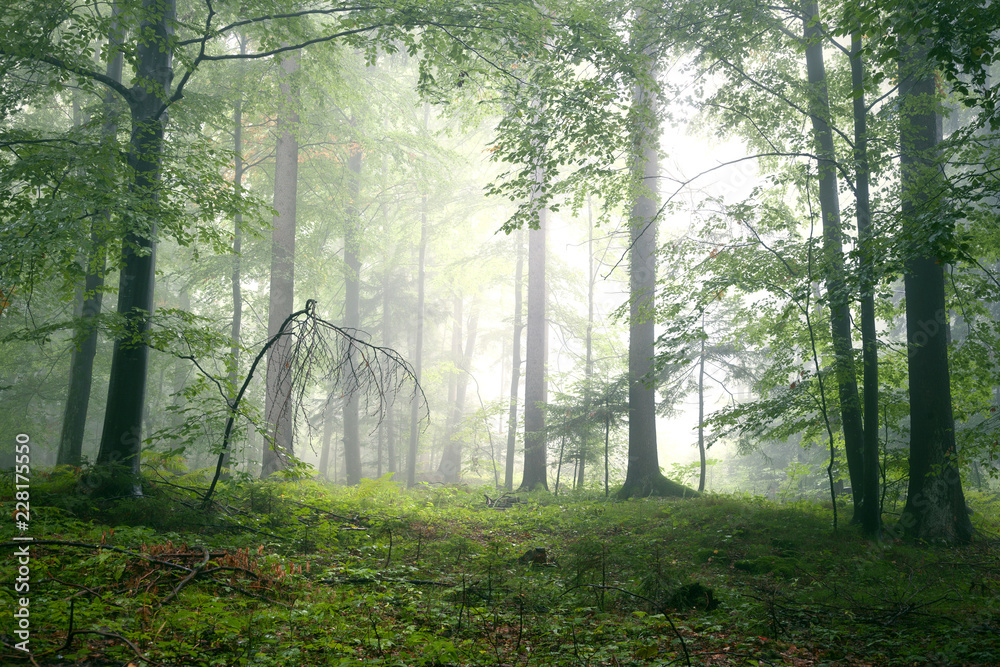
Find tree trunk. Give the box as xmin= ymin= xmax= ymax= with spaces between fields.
xmin=802 ymin=0 xmax=865 ymax=519
xmin=96 ymin=0 xmax=175 ymax=496
xmin=439 ymin=301 xmax=479 ymax=483
xmin=223 ymin=33 xmax=247 ymax=479
xmin=850 ymin=28 xmax=882 ymax=538
xmin=898 ymin=32 xmax=972 ymax=543
xmin=505 ymin=228 xmax=524 ymax=491
xmin=343 ymin=142 xmax=363 ymax=485
xmin=698 ymin=326 xmax=707 ymax=493
xmin=319 ymin=399 xmax=336 ymax=480
xmin=406 ymin=106 xmax=430 ymax=487
xmin=579 ymin=196 xmax=595 ymax=489
xmin=617 ymin=34 xmax=693 ymax=499
xmin=261 ymin=53 xmax=299 ymax=478
xmin=59 ymin=15 xmax=122 ymax=466
xmin=519 ymin=180 xmax=549 ymax=492
xmin=382 ymin=248 xmax=396 ymax=474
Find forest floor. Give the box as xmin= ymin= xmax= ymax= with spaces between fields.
xmin=2 ymin=468 xmax=999 ymax=666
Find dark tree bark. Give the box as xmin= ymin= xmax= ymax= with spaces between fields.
xmin=261 ymin=53 xmax=299 ymax=478
xmin=343 ymin=142 xmax=364 ymax=485
xmin=519 ymin=187 xmax=549 ymax=492
xmin=802 ymin=0 xmax=865 ymax=517
xmin=95 ymin=0 xmax=175 ymax=496
xmin=898 ymin=33 xmax=972 ymax=543
xmin=850 ymin=28 xmax=882 ymax=538
xmin=505 ymin=228 xmax=524 ymax=491
xmin=59 ymin=14 xmax=122 ymax=466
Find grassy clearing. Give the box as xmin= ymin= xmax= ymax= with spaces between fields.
xmin=2 ymin=471 xmax=999 ymax=666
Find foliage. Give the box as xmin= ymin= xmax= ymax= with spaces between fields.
xmin=2 ymin=477 xmax=999 ymax=665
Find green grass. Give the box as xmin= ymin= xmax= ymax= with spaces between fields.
xmin=2 ymin=471 xmax=999 ymax=666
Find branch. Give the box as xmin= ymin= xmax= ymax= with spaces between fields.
xmin=0 ymin=48 xmax=136 ymax=106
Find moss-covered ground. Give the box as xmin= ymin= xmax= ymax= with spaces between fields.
xmin=2 ymin=469 xmax=999 ymax=666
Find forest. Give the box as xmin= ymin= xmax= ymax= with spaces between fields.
xmin=2 ymin=0 xmax=1000 ymax=665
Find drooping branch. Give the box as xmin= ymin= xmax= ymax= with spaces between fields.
xmin=202 ymin=300 xmax=426 ymax=507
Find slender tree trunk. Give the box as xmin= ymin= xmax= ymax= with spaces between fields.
xmin=579 ymin=196 xmax=595 ymax=489
xmin=319 ymin=399 xmax=335 ymax=479
xmin=555 ymin=434 xmax=565 ymax=495
xmin=96 ymin=0 xmax=175 ymax=496
xmin=698 ymin=325 xmax=707 ymax=493
xmin=222 ymin=33 xmax=247 ymax=479
xmin=382 ymin=257 xmax=396 ymax=474
xmin=851 ymin=29 xmax=882 ymax=538
xmin=343 ymin=142 xmax=363 ymax=485
xmin=261 ymin=53 xmax=299 ymax=478
xmin=802 ymin=0 xmax=865 ymax=518
xmin=505 ymin=228 xmax=524 ymax=491
xmin=439 ymin=301 xmax=479 ymax=483
xmin=617 ymin=30 xmax=692 ymax=499
xmin=407 ymin=104 xmax=430 ymax=487
xmin=898 ymin=31 xmax=972 ymax=543
xmin=59 ymin=16 xmax=122 ymax=465
xmin=519 ymin=173 xmax=549 ymax=492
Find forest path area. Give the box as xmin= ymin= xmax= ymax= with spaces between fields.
xmin=2 ymin=474 xmax=999 ymax=666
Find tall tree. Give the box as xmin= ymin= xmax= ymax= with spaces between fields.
xmin=897 ymin=18 xmax=972 ymax=543
xmin=801 ymin=0 xmax=865 ymax=518
xmin=58 ymin=11 xmax=123 ymax=466
xmin=94 ymin=0 xmax=176 ymax=495
xmin=406 ymin=104 xmax=430 ymax=488
xmin=505 ymin=228 xmax=525 ymax=491
xmin=848 ymin=19 xmax=881 ymax=538
xmin=617 ymin=17 xmax=693 ymax=499
xmin=343 ymin=138 xmax=364 ymax=485
xmin=439 ymin=298 xmax=480 ymax=482
xmin=519 ymin=168 xmax=549 ymax=492
xmin=262 ymin=53 xmax=300 ymax=478
xmin=223 ymin=32 xmax=248 ymax=479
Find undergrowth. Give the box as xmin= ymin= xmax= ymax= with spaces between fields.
xmin=1 ymin=469 xmax=999 ymax=666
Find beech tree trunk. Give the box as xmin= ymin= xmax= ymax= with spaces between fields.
xmin=261 ymin=53 xmax=299 ymax=478
xmin=617 ymin=32 xmax=692 ymax=499
xmin=439 ymin=300 xmax=479 ymax=483
xmin=802 ymin=0 xmax=865 ymax=517
xmin=406 ymin=106 xmax=430 ymax=487
xmin=95 ymin=0 xmax=175 ymax=496
xmin=519 ymin=180 xmax=549 ymax=492
xmin=222 ymin=33 xmax=247 ymax=479
xmin=343 ymin=142 xmax=363 ymax=485
xmin=898 ymin=33 xmax=972 ymax=543
xmin=850 ymin=28 xmax=882 ymax=538
xmin=505 ymin=228 xmax=524 ymax=491
xmin=59 ymin=15 xmax=122 ymax=466
xmin=579 ymin=197 xmax=595 ymax=489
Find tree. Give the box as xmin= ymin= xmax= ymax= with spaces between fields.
xmin=406 ymin=103 xmax=431 ymax=488
xmin=617 ymin=17 xmax=694 ymax=499
xmin=262 ymin=53 xmax=300 ymax=478
xmin=57 ymin=12 xmax=123 ymax=466
xmin=93 ymin=0 xmax=177 ymax=495
xmin=439 ymin=297 xmax=480 ymax=482
xmin=801 ymin=0 xmax=866 ymax=520
xmin=519 ymin=171 xmax=549 ymax=492
xmin=342 ymin=138 xmax=364 ymax=485
xmin=897 ymin=17 xmax=972 ymax=543
xmin=504 ymin=228 xmax=525 ymax=491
